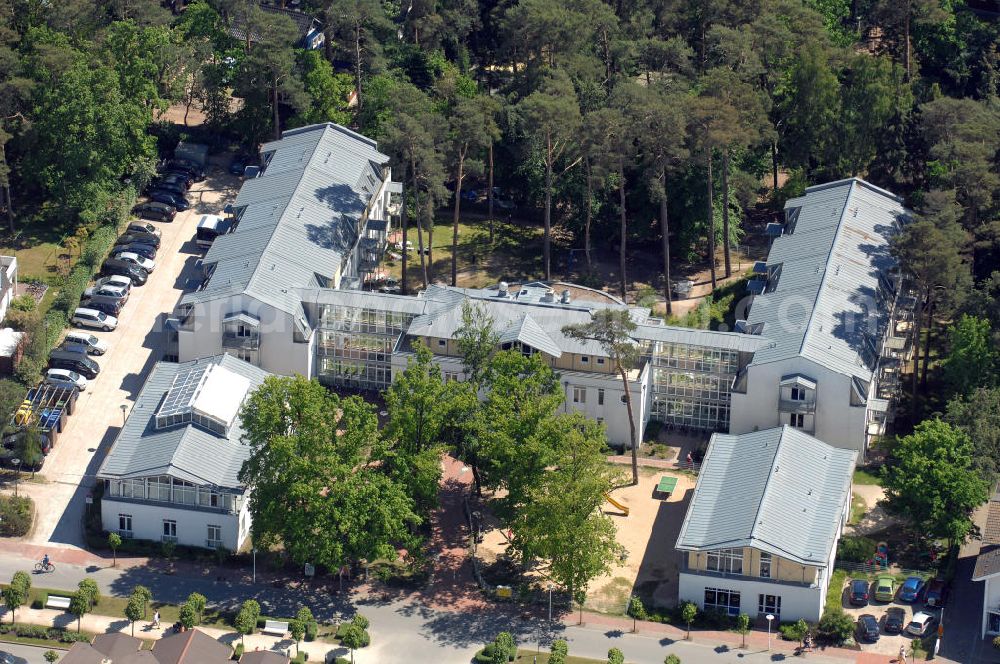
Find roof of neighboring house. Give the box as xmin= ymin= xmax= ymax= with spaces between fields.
xmin=745 ymin=178 xmax=909 ymax=381
xmin=676 ymin=426 xmax=857 ymax=567
xmin=984 ymin=499 xmax=1000 ymax=547
xmin=60 ymin=643 xmax=109 ymax=664
xmin=229 ymin=3 xmax=321 ymax=43
xmin=152 ymin=629 xmax=233 ymax=664
xmin=61 ymin=634 xmax=156 ymax=664
xmin=240 ymin=651 xmax=291 ymax=664
xmin=974 ymin=545 xmax=1000 ymax=581
xmin=181 ymin=123 xmax=389 ymax=331
xmin=632 ymin=324 xmax=772 ymax=354
xmin=97 ymin=355 xmax=270 ymax=489
xmin=92 ymin=633 xmax=143 ymax=659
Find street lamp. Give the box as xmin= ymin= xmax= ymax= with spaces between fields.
xmin=10 ymin=458 xmax=20 ymax=497
xmin=119 ymin=404 xmax=128 ymax=427
xmin=631 ymin=594 xmax=638 ymax=633
xmin=766 ymin=614 xmax=775 ymax=651
xmin=548 ymin=584 xmax=554 ymax=622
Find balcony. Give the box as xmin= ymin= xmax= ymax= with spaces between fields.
xmin=778 ymin=398 xmax=816 ymax=413
xmin=161 ymin=535 xmax=177 ymax=544
xmin=221 ymin=334 xmax=259 ymax=350
xmin=680 ymin=558 xmax=818 ymax=588
xmin=206 ymin=539 xmax=223 ymax=549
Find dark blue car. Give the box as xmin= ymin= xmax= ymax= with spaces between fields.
xmin=148 ymin=190 xmax=189 ymax=211
xmin=899 ymin=576 xmax=924 ymax=602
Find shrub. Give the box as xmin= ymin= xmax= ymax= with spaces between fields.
xmin=304 ymin=619 xmax=318 ymax=641
xmin=993 ymin=635 xmax=1000 ymax=649
xmin=59 ymin=631 xmax=91 ymax=643
xmin=816 ymin=609 xmax=854 ymax=645
xmin=44 ymin=651 xmax=59 ymax=663
xmin=10 ymin=295 xmax=36 ymax=313
xmin=550 ymin=639 xmax=568 ymax=664
xmin=628 ymin=596 xmax=647 ymax=621
xmin=837 ymin=536 xmax=876 ymax=563
xmin=0 ymin=494 xmax=33 ymax=537
xmin=664 ymin=656 xmax=681 ymax=664
xmin=233 ymin=643 xmax=244 ymax=659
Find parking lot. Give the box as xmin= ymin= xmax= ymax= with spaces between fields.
xmin=835 ymin=573 xmax=939 ymax=656
xmin=21 ymin=161 xmax=240 ymax=549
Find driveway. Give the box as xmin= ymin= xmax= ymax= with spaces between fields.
xmin=834 ymin=574 xmax=932 ymax=657
xmin=20 ymin=163 xmax=239 ymax=550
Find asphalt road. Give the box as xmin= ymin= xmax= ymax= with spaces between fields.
xmin=0 ymin=554 xmax=859 ymax=664
xmin=0 ymin=642 xmax=61 ymax=663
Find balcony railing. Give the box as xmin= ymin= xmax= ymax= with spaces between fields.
xmin=118 ymin=530 xmax=133 ymax=540
xmin=161 ymin=535 xmax=177 ymax=544
xmin=222 ymin=334 xmax=259 ymax=350
xmin=206 ymin=539 xmax=223 ymax=549
xmin=778 ymin=398 xmax=816 ymax=413
xmin=681 ymin=559 xmax=819 ymax=588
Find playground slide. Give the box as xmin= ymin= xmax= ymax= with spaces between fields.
xmin=603 ymin=492 xmax=629 ymax=516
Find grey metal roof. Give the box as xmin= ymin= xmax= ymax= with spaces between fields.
xmin=295 ymin=287 xmax=441 ymax=316
xmin=497 ymin=313 xmax=563 ymax=357
xmin=97 ymin=355 xmax=271 ymax=489
xmin=632 ymin=324 xmax=771 ymax=353
xmin=746 ymin=178 xmax=909 ymax=380
xmin=180 ymin=123 xmax=389 ymax=324
xmin=675 ymin=426 xmax=857 ymax=566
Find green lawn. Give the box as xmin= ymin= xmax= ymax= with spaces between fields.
xmin=515 ymin=650 xmax=604 ymax=664
xmin=826 ymin=568 xmax=848 ymax=609
xmin=0 ymin=219 xmax=81 ymax=283
xmin=848 ymin=493 xmax=867 ymax=526
xmin=853 ymin=468 xmax=882 ymax=486
xmin=22 ymin=586 xmax=229 ymax=630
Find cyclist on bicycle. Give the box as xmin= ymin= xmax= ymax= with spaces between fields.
xmin=41 ymin=554 xmax=50 ymax=569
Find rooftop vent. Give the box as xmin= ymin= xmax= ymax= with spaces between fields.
xmin=540 ymin=290 xmax=555 ymax=303
xmin=561 ymin=289 xmax=571 ymax=304
xmin=498 ymin=281 xmax=509 ymax=297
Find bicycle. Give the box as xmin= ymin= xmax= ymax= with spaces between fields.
xmin=34 ymin=561 xmax=54 ymax=573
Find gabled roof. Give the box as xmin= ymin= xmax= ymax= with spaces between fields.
xmin=498 ymin=313 xmax=562 ymax=357
xmin=180 ymin=123 xmax=389 ymax=329
xmin=746 ymin=178 xmax=909 ymax=381
xmin=152 ymin=629 xmax=233 ymax=664
xmin=676 ymin=426 xmax=857 ymax=566
xmin=240 ymin=652 xmax=291 ymax=664
xmin=229 ymin=3 xmax=321 ymax=43
xmin=974 ymin=545 xmax=1000 ymax=581
xmin=97 ymin=355 xmax=270 ymax=489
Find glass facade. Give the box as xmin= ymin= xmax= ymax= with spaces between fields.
xmin=316 ymin=303 xmax=416 ymax=390
xmin=650 ymin=342 xmax=740 ymax=431
xmin=106 ymin=476 xmax=237 ymax=512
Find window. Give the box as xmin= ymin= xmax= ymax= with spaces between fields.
xmin=597 ymin=357 xmax=605 ymax=366
xmin=706 ymin=548 xmax=743 ymax=575
xmin=118 ymin=514 xmax=132 ymax=535
xmin=598 ymin=389 xmax=605 ymax=406
xmin=581 ymin=356 xmax=590 ymax=364
xmin=989 ymin=611 xmax=1000 ymax=635
xmin=162 ymin=520 xmax=177 ymax=542
xmin=443 ymin=371 xmax=459 ymax=383
xmin=790 ymin=413 xmax=805 ymax=428
xmin=758 ymin=594 xmax=781 ymax=618
xmin=437 ymin=339 xmax=447 ymax=347
xmin=759 ymin=552 xmax=772 ymax=578
xmin=207 ymin=524 xmax=222 ymax=547
xmin=596 ymin=417 xmax=604 ymax=425
xmin=790 ymin=387 xmax=805 ymax=401
xmin=704 ymin=588 xmax=741 ymax=616
xmin=621 ymin=395 xmax=628 ymax=403
xmin=573 ymin=387 xmax=586 ymax=404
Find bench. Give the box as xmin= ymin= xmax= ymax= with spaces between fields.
xmin=656 ymin=475 xmax=678 ymax=497
xmin=46 ymin=595 xmax=72 ymax=610
xmin=261 ymin=620 xmax=288 ymax=637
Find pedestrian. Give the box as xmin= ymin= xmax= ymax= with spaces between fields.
xmin=152 ymin=610 xmax=160 ymax=628
xmin=899 ymin=645 xmax=906 ymax=663
xmin=686 ymin=451 xmax=693 ymax=466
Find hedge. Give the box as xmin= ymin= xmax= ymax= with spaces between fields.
xmin=0 ymin=495 xmax=33 ymax=537
xmin=837 ymin=535 xmax=877 ymax=563
xmin=0 ymin=623 xmax=90 ymax=643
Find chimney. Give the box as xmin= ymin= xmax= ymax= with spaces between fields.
xmin=560 ymin=289 xmax=571 ymax=304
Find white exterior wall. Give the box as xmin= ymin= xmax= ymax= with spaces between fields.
xmin=729 ymin=357 xmax=867 ymax=457
xmin=178 ymin=295 xmax=312 ymax=378
xmin=0 ymin=256 xmax=16 ymax=324
xmin=101 ymin=497 xmax=249 ymax=552
xmin=678 ymin=571 xmax=825 ymax=623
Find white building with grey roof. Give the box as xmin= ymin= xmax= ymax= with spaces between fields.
xmin=729 ymin=178 xmax=912 ymax=458
xmin=97 ymin=354 xmax=270 ymax=552
xmin=675 ymin=426 xmax=857 ymax=622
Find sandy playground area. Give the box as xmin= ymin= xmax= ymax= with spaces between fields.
xmin=478 ymin=465 xmax=696 ymax=614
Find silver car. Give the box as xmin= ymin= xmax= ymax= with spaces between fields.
xmin=71 ymin=307 xmax=118 ymax=331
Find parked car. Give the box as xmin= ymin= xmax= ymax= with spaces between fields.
xmin=116 ymin=232 xmax=161 ymax=248
xmin=906 ymin=611 xmax=937 ymax=637
xmin=148 ymin=180 xmax=187 ymax=198
xmin=44 ymin=368 xmax=88 ymax=392
xmin=884 ymin=607 xmax=906 ymax=634
xmin=101 ymin=259 xmax=148 ymax=286
xmin=92 ymin=274 xmax=133 ymax=293
xmin=148 ymin=190 xmax=190 ymax=211
xmin=127 ymin=221 xmax=161 ymax=237
xmin=848 ymin=579 xmax=870 ymax=606
xmin=63 ymin=332 xmax=108 ymax=356
xmin=71 ymin=307 xmax=118 ymax=331
xmin=84 ymin=282 xmax=129 ymax=303
xmin=48 ymin=349 xmax=100 ymax=379
xmin=874 ymin=575 xmax=896 ymax=602
xmin=164 ymin=158 xmax=205 ymax=181
xmin=159 ymin=169 xmax=194 ymax=187
xmin=133 ymin=202 xmax=176 ymax=222
xmin=112 ymin=243 xmax=156 ymax=260
xmin=113 ymin=251 xmax=155 ymax=273
xmin=898 ymin=576 xmax=924 ymax=603
xmin=856 ymin=614 xmax=879 ymax=642
xmin=58 ymin=342 xmax=93 ymax=356
xmin=80 ymin=294 xmax=122 ymax=317
xmin=924 ymin=578 xmax=947 ymax=608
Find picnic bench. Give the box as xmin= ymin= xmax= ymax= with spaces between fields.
xmin=656 ymin=475 xmax=678 ymax=498
xmin=46 ymin=595 xmax=72 ymax=610
xmin=261 ymin=620 xmax=288 ymax=636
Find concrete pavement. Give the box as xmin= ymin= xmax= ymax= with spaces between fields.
xmin=0 ymin=641 xmax=61 ymax=663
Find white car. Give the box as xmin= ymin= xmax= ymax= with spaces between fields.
xmin=71 ymin=307 xmax=118 ymax=331
xmin=906 ymin=611 xmax=937 ymax=636
xmin=44 ymin=368 xmax=88 ymax=391
xmin=63 ymin=332 xmax=109 ymax=356
xmin=113 ymin=252 xmax=155 ymax=273
xmin=92 ymin=274 xmax=133 ymax=293
xmin=84 ymin=282 xmax=129 ymax=302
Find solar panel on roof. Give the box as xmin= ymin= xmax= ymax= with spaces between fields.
xmin=156 ymin=365 xmax=210 ymax=424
